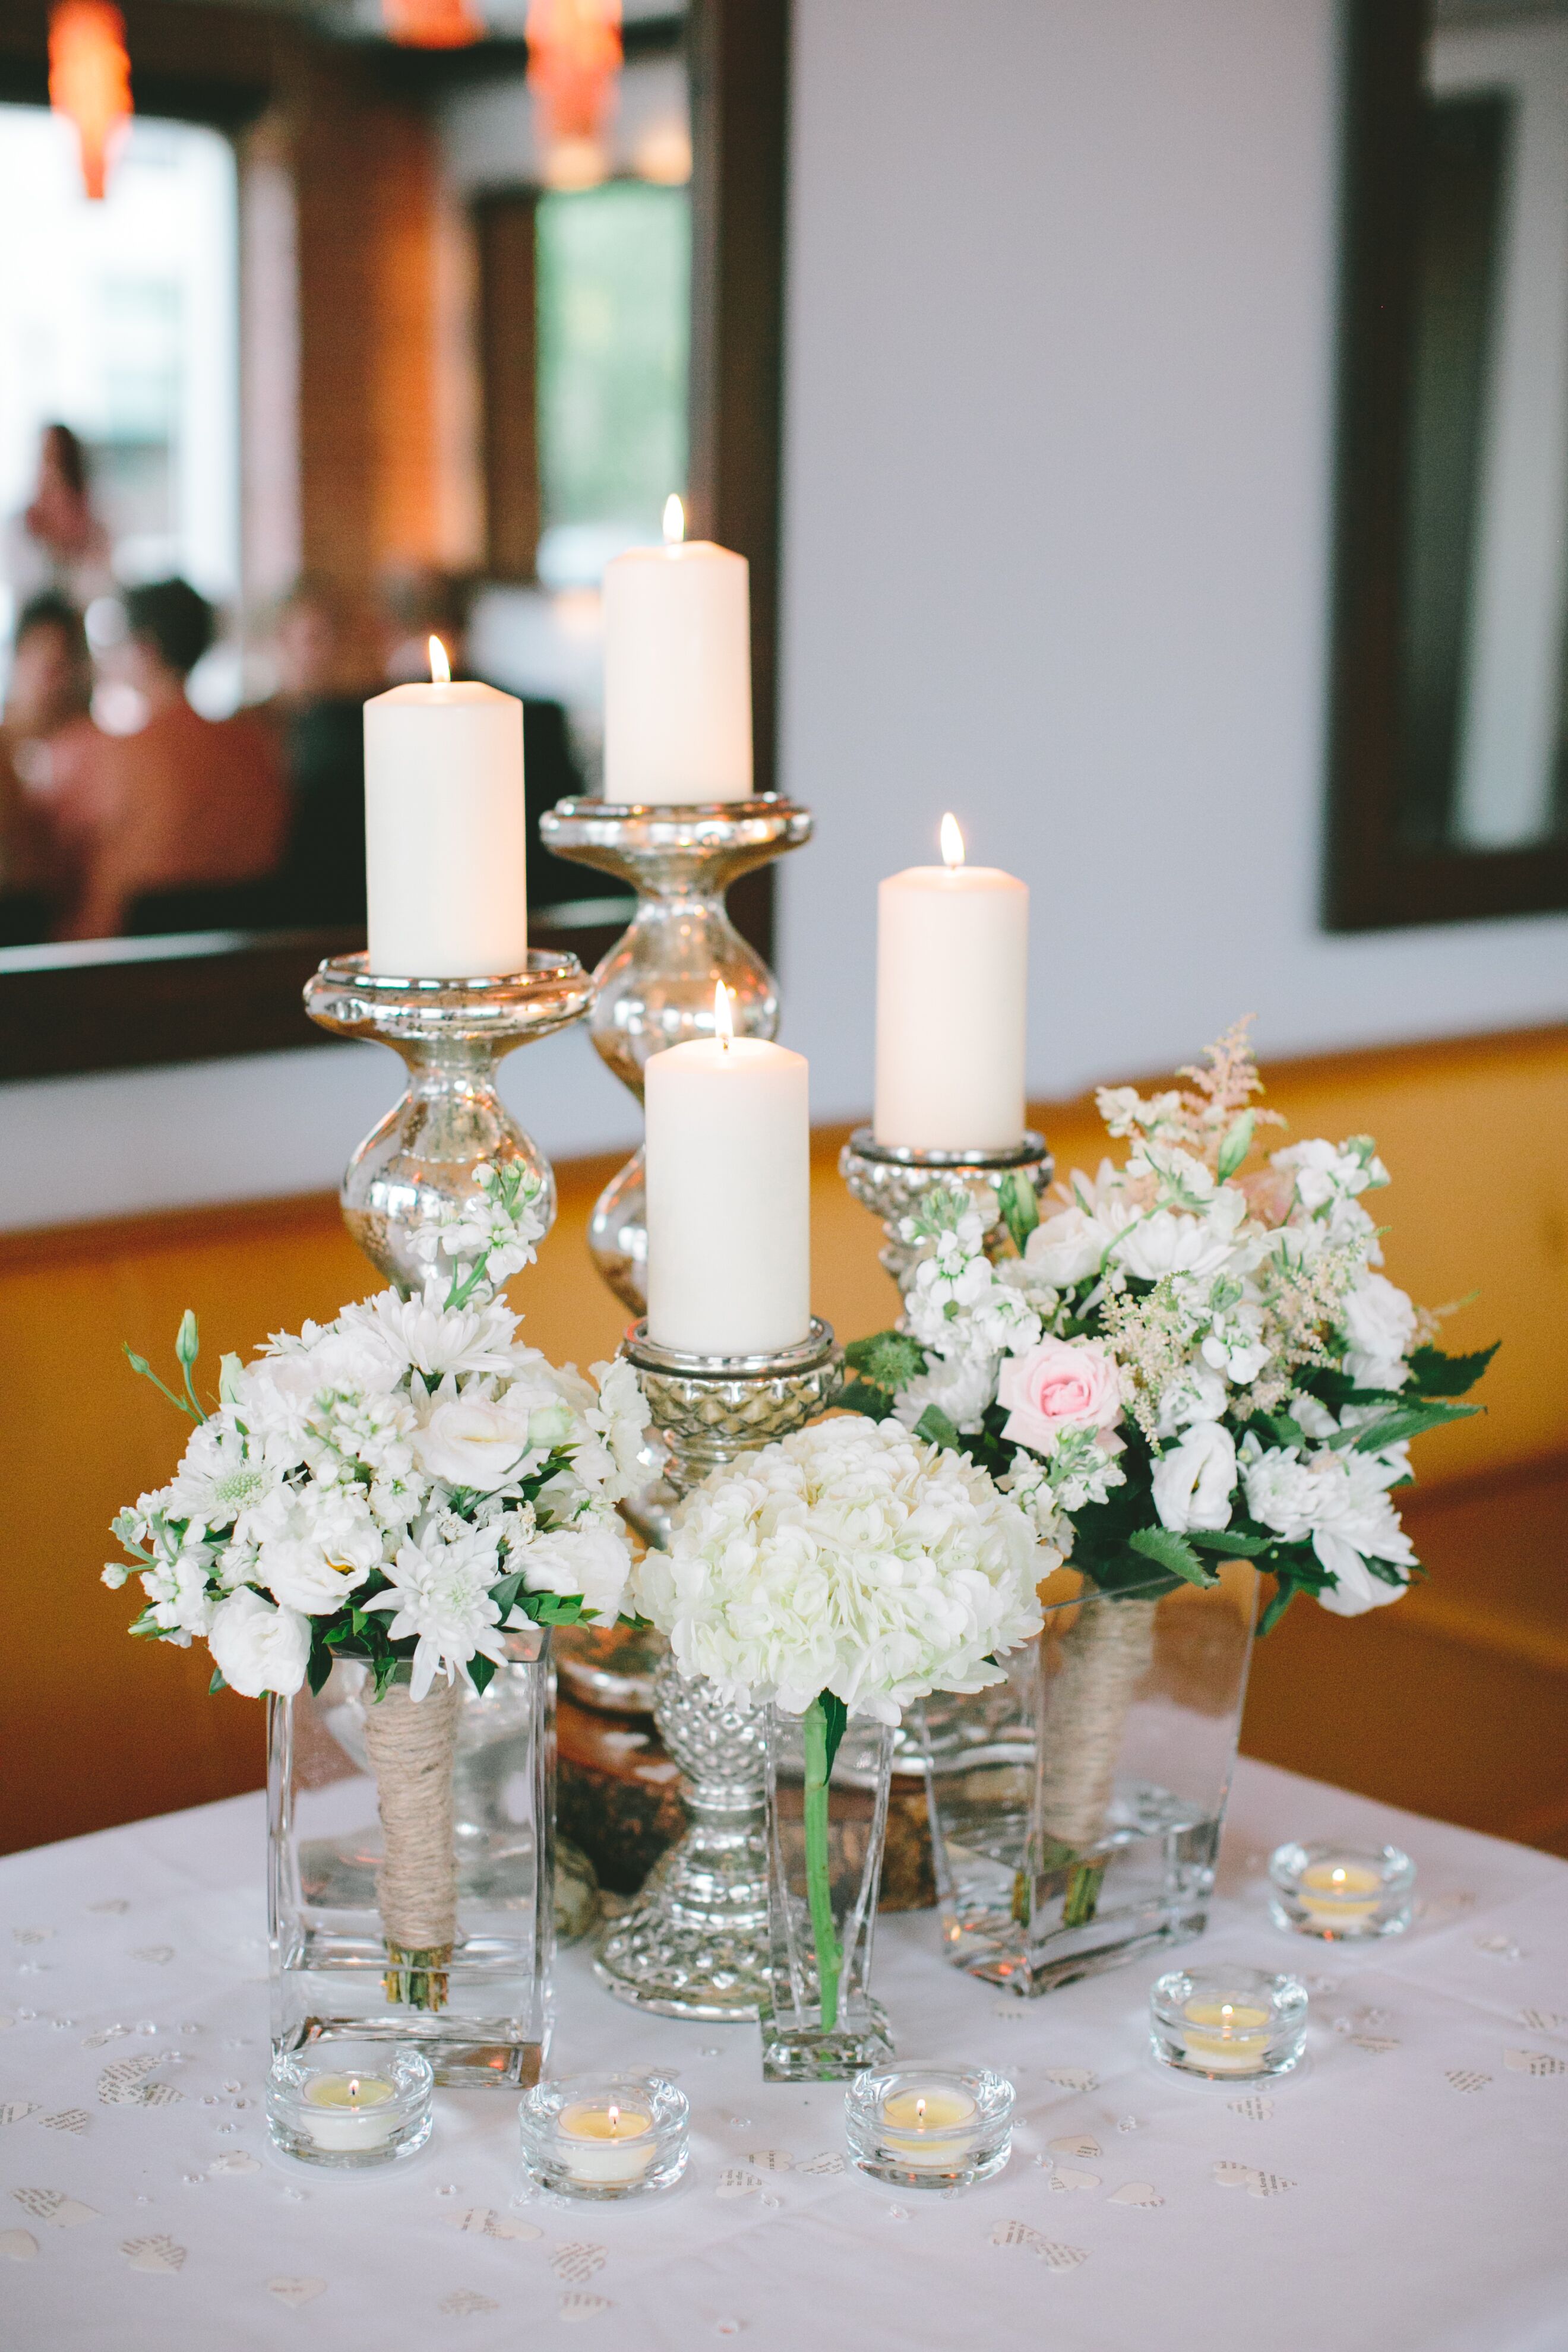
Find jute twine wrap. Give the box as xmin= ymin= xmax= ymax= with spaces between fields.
xmin=362 ymin=1677 xmax=462 ymax=1953
xmin=1037 ymin=1595 xmax=1159 ymax=1854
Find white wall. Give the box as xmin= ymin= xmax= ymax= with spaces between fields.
xmin=8 ymin=0 xmax=1568 ymax=1230
xmin=775 ymin=0 xmax=1568 ymax=1116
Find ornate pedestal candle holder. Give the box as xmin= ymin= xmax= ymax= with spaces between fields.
xmin=593 ymin=1320 xmax=842 ymax=2021
xmin=303 ymin=950 xmax=595 ymax=1290
xmin=538 ymin=796 xmax=813 ymax=1314
xmin=839 ymin=1128 xmax=1055 ymax=1308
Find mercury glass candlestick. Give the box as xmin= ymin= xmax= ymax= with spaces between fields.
xmin=839 ymin=1128 xmax=1055 ymax=1308
xmin=593 ymin=1319 xmax=842 ymax=2020
xmin=302 ymin=950 xmax=595 ymax=1291
xmin=537 ymin=795 xmax=813 ymax=1314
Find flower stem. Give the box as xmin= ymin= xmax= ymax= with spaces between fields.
xmin=801 ymin=1696 xmax=841 ymax=2036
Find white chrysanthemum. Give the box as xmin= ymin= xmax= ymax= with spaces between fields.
xmin=161 ymin=1414 xmax=281 ymax=1535
xmin=339 ymin=1286 xmax=521 ymax=1380
xmin=1241 ymin=1435 xmax=1417 ymax=1616
xmin=634 ymin=1415 xmax=1044 ymax=1725
xmin=364 ymin=1522 xmax=511 ymax=1700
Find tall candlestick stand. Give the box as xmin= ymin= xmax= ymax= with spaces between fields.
xmin=537 ymin=797 xmax=812 ymax=1314
xmin=303 ymin=951 xmax=595 ymax=1291
xmin=593 ymin=1320 xmax=842 ymax=2021
xmin=839 ymin=1128 xmax=1055 ymax=1311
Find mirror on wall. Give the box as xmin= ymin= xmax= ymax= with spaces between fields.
xmin=1327 ymin=0 xmax=1568 ymax=927
xmin=0 ymin=0 xmax=785 ymax=1082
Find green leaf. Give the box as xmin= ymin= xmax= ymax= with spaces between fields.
xmin=1346 ymin=1399 xmax=1481 ymax=1453
xmin=371 ymin=1656 xmax=400 ymax=1702
xmin=997 ymin=1169 xmax=1041 ymax=1255
xmin=208 ymin=1666 xmax=227 ymax=1695
xmin=1216 ymin=1109 xmax=1254 ymax=1182
xmin=1408 ymin=1340 xmax=1499 ymax=1398
xmin=837 ymin=1379 xmax=900 ymax=1418
xmin=913 ymin=1403 xmax=963 ymax=1453
xmin=305 ymin=1641 xmax=334 ymax=1697
xmin=467 ymin=1655 xmax=498 ymax=1696
xmin=1187 ymin=1528 xmax=1275 ymax=1557
xmin=1257 ymin=1580 xmax=1297 ymax=1636
xmin=488 ymin=1569 xmax=527 ymax=1620
xmin=818 ymin=1690 xmax=849 ymax=1778
xmin=1128 ymin=1524 xmax=1218 ymax=1587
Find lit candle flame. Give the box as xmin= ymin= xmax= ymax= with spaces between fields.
xmin=347 ymin=2076 xmax=360 ymax=2106
xmin=1332 ymin=1869 xmax=1346 ymax=1888
xmin=939 ymin=811 xmax=965 ymax=869
xmin=608 ymin=2103 xmax=620 ymax=2139
xmin=429 ymin=634 xmax=451 ymax=685
xmin=915 ymin=2097 xmax=927 ymax=2127
xmin=663 ymin=493 xmax=685 ymax=545
xmin=1220 ymin=2005 xmax=1235 ymax=2032
xmin=714 ymin=979 xmax=734 ymax=1049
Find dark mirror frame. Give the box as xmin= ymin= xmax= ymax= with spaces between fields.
xmin=1326 ymin=0 xmax=1568 ymax=931
xmin=0 ymin=0 xmax=786 ymax=1081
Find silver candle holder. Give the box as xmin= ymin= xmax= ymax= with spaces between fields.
xmin=303 ymin=951 xmax=594 ymax=1289
xmin=839 ymin=1128 xmax=1055 ymax=1307
xmin=537 ymin=796 xmax=813 ymax=1313
xmin=593 ymin=1319 xmax=842 ymax=2021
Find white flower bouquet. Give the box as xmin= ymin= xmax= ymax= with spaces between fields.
xmin=106 ymin=1162 xmax=649 ymax=2006
xmin=636 ymin=1415 xmax=1042 ymax=2034
xmin=841 ymin=1023 xmax=1495 ymax=1863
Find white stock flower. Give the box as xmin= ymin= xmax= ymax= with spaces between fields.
xmin=634 ymin=1416 xmax=1043 ymax=1724
xmin=208 ymin=1587 xmax=311 ymax=1697
xmin=1151 ymin=1421 xmax=1237 ymax=1532
xmin=365 ymin=1522 xmax=510 ymax=1700
xmin=1340 ymin=1272 xmax=1417 ymax=1391
xmin=252 ymin=1484 xmax=382 ymax=1614
xmin=1272 ymin=1137 xmax=1388 ymax=1213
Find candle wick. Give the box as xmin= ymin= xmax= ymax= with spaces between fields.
xmin=609 ymin=2104 xmax=619 ymax=2139
xmin=916 ymin=2097 xmax=925 ymax=2126
xmin=348 ymin=2077 xmax=359 ymax=2106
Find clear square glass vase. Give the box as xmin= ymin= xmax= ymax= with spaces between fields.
xmin=759 ymin=1703 xmax=896 ymax=2082
xmin=267 ymin=1627 xmax=554 ymax=2086
xmin=925 ymin=1563 xmax=1257 ymax=1996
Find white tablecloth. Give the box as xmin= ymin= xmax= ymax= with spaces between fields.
xmin=2 ymin=1759 xmax=1565 ymax=2352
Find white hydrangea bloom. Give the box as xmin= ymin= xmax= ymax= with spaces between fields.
xmin=634 ymin=1415 xmax=1044 ymax=1724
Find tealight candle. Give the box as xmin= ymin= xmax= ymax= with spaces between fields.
xmin=845 ymin=2067 xmax=1014 ymax=2191
xmin=519 ymin=2073 xmax=688 ymax=2201
xmin=266 ymin=2042 xmax=433 ymax=2168
xmin=1268 ymin=1841 xmax=1417 ymax=1940
xmin=1149 ymin=1967 xmax=1308 ymax=2082
xmin=301 ymin=2070 xmax=400 ymax=2152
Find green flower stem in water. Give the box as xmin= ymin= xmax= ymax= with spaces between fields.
xmin=801 ymin=1697 xmax=842 ymax=2035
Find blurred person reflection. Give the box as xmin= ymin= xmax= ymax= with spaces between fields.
xmin=56 ymin=578 xmax=286 ymax=939
xmin=3 ymin=425 xmax=113 ymax=613
xmin=0 ymin=592 xmax=93 ymax=940
xmin=380 ymin=566 xmax=593 ymax=913
xmin=264 ymin=576 xmax=377 ymax=927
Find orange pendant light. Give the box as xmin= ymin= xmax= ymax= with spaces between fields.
xmin=48 ymin=1 xmax=132 ymax=203
xmin=527 ymin=0 xmax=622 ymax=189
xmin=382 ymin=0 xmax=483 ymax=49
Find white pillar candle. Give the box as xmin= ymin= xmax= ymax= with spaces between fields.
xmin=363 ymin=638 xmax=528 ymax=978
xmin=645 ymin=985 xmax=810 ymax=1354
xmin=874 ymin=814 xmax=1028 ymax=1151
xmin=602 ymin=497 xmax=753 ymax=804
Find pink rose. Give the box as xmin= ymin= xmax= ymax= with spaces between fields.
xmin=997 ymin=1338 xmax=1123 ymax=1453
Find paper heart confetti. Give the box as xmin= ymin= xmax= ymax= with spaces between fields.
xmin=38 ymin=2110 xmax=90 ymax=2135
xmin=745 ymin=2150 xmax=793 ymax=2171
xmin=1505 ymin=2049 xmax=1567 ymax=2077
xmin=1047 ymin=2168 xmax=1101 ymax=2195
xmin=988 ymin=2221 xmax=1087 ymax=2272
xmin=1108 ymin=2182 xmax=1164 ymax=2208
xmin=98 ymin=2053 xmax=164 ymax=2106
xmin=1048 ymin=2135 xmax=1101 ymax=2159
xmin=87 ymin=1900 xmax=130 ymax=1916
xmin=1474 ymin=1936 xmax=1523 ymax=1962
xmin=451 ymin=2209 xmax=542 ymax=2242
xmin=559 ymin=2293 xmax=613 ymax=2322
xmin=140 ymin=2082 xmax=184 ymax=2108
xmin=131 ymin=1947 xmax=174 ymax=1967
xmin=12 ymin=1928 xmax=53 ymax=1946
xmin=12 ymin=2187 xmax=99 ymax=2227
xmin=121 ymin=2234 xmax=185 ymax=2273
xmin=715 ymin=2168 xmax=765 ymax=2201
xmin=439 ymin=2289 xmax=500 ymax=2317
xmin=1519 ymin=2009 xmax=1566 ymax=2034
xmin=268 ymin=2278 xmax=327 ymax=2307
xmin=1226 ymin=2097 xmax=1273 ymax=2122
xmin=1445 ymin=2069 xmax=1491 ymax=2094
xmin=0 ymin=2228 xmax=38 ymax=2260
xmin=1248 ymin=2172 xmax=1297 ymax=2199
xmin=1040 ymin=2068 xmax=1098 ymax=2092
xmin=1 ymin=2102 xmax=41 ymax=2126
xmin=209 ymin=2151 xmax=261 ymax=2175
xmin=794 ymin=2152 xmax=844 ymax=2177
xmin=550 ymin=2244 xmax=607 ymax=2284
xmin=1212 ymin=2163 xmax=1254 ymax=2191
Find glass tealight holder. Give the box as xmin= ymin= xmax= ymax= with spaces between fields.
xmin=1149 ymin=1967 xmax=1308 ymax=2081
xmin=844 ymin=2066 xmax=1014 ymax=2191
xmin=1267 ymin=1840 xmax=1416 ymax=1940
xmin=519 ymin=2072 xmax=688 ymax=2201
xmin=266 ymin=2041 xmax=434 ymax=2168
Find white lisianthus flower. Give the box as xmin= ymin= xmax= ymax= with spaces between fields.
xmin=364 ymin=1522 xmax=510 ymax=1700
xmin=412 ymin=1383 xmax=535 ymax=1490
xmin=892 ymin=1352 xmax=1000 ymax=1437
xmin=1340 ymin=1272 xmax=1417 ymax=1392
xmin=634 ymin=1415 xmax=1043 ymax=1724
xmin=252 ymin=1484 xmax=382 ymax=1614
xmin=208 ymin=1587 xmax=311 ymax=1697
xmin=514 ymin=1512 xmax=632 ymax=1624
xmin=1151 ymin=1421 xmax=1237 ymax=1532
